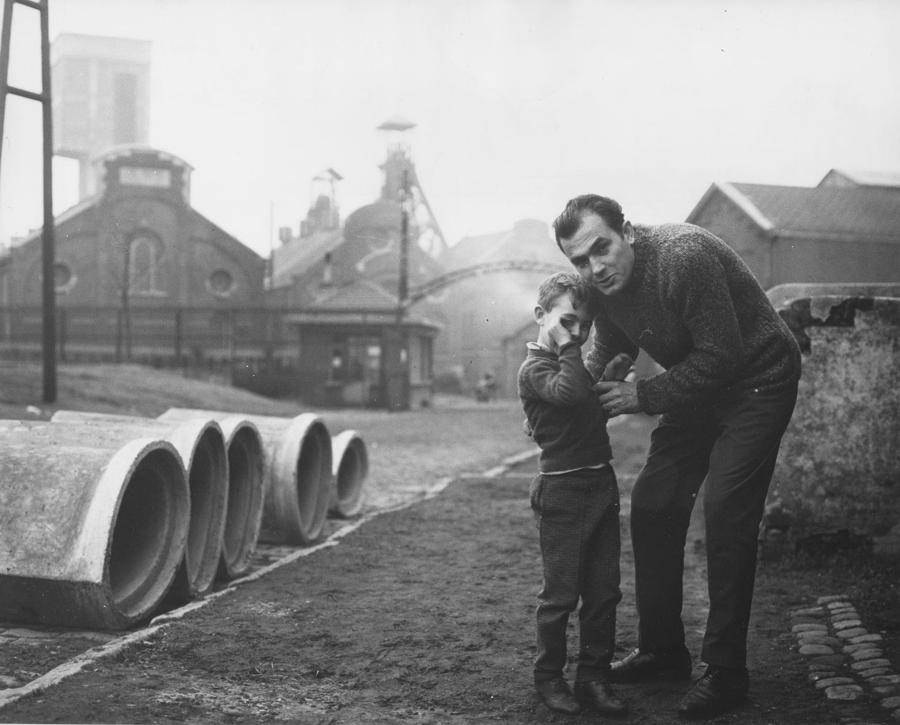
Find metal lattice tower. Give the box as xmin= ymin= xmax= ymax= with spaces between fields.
xmin=0 ymin=0 xmax=56 ymax=401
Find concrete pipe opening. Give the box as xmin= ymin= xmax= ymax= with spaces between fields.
xmin=329 ymin=430 xmax=368 ymax=518
xmin=108 ymin=447 xmax=189 ymax=618
xmin=218 ymin=420 xmax=264 ymax=580
xmin=0 ymin=437 xmax=189 ymax=630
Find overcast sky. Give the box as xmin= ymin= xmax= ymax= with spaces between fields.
xmin=2 ymin=0 xmax=899 ymax=257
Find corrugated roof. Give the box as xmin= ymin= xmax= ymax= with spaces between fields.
xmin=729 ymin=183 xmax=900 ymax=239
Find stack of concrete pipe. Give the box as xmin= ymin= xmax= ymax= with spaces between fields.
xmin=0 ymin=424 xmax=189 ymax=629
xmin=159 ymin=409 xmax=337 ymax=545
xmin=48 ymin=412 xmax=232 ymax=604
xmin=0 ymin=405 xmax=368 ymax=629
xmin=51 ymin=411 xmax=267 ymax=583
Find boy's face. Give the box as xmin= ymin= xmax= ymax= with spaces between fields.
xmin=534 ymin=292 xmax=594 ymax=352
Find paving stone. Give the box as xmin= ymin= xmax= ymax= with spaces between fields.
xmin=826 ymin=601 xmax=856 ymax=610
xmin=791 ymin=606 xmax=826 ymax=618
xmin=798 ymin=634 xmax=842 ymax=648
xmin=832 ymin=611 xmax=863 ymax=623
xmin=875 ymin=685 xmax=900 ymax=696
xmin=810 ymin=654 xmax=848 ymax=667
xmin=817 ymin=595 xmax=849 ymax=605
xmin=883 ymin=696 xmax=900 ymax=709
xmin=814 ymin=676 xmax=855 ymax=689
xmin=833 ymin=619 xmax=863 ymax=630
xmin=837 ymin=627 xmax=869 ymax=639
xmin=869 ymin=675 xmax=900 ymax=686
xmin=845 ymin=642 xmax=882 ymax=654
xmin=825 ymin=684 xmax=864 ymax=700
xmin=799 ymin=644 xmax=835 ymax=656
xmin=849 ymin=648 xmax=884 ymax=661
xmin=849 ymin=633 xmax=884 ymax=644
xmin=851 ymin=658 xmax=892 ymax=672
xmin=793 ymin=622 xmax=828 ymax=633
xmin=860 ymin=668 xmax=894 ymax=678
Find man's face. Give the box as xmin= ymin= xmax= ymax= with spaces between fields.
xmin=558 ymin=213 xmax=635 ymax=296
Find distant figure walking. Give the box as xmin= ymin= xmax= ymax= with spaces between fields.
xmin=552 ymin=194 xmax=801 ymax=720
xmin=474 ymin=372 xmax=496 ymax=402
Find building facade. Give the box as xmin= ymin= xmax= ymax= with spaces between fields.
xmin=687 ymin=170 xmax=900 ymax=290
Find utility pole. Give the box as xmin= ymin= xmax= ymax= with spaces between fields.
xmin=0 ymin=0 xmax=57 ymax=402
xmin=397 ymin=168 xmax=410 ymax=318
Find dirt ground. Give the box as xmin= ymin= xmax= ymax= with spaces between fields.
xmin=1 ymin=380 xmax=898 ymax=723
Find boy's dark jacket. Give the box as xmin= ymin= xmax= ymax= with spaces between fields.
xmin=518 ymin=342 xmax=612 ymax=473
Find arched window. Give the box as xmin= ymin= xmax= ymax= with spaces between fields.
xmin=128 ymin=234 xmax=161 ymax=294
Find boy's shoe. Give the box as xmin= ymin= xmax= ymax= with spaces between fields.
xmin=535 ymin=678 xmax=581 ymax=714
xmin=573 ymin=679 xmax=628 ymax=716
xmin=677 ymin=665 xmax=749 ymax=720
xmin=608 ymin=646 xmax=693 ymax=683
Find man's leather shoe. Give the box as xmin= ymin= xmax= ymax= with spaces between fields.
xmin=677 ymin=665 xmax=748 ymax=720
xmin=608 ymin=647 xmax=693 ymax=683
xmin=574 ymin=680 xmax=628 ymax=716
xmin=535 ymin=678 xmax=581 ymax=714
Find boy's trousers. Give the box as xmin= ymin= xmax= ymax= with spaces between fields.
xmin=630 ymin=383 xmax=798 ymax=669
xmin=531 ymin=466 xmax=621 ymax=683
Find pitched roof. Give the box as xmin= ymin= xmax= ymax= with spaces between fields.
xmin=819 ymin=168 xmax=900 ymax=188
xmin=312 ymin=278 xmax=398 ymax=309
xmin=444 ymin=218 xmax=566 ymax=269
xmin=714 ymin=182 xmax=900 ymax=241
xmin=270 ymin=228 xmax=344 ymax=288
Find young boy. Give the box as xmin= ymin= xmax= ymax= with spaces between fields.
xmin=518 ymin=271 xmax=632 ymax=716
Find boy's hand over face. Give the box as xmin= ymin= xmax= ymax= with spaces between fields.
xmin=547 ymin=318 xmax=577 ymax=351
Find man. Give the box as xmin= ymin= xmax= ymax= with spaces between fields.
xmin=552 ymin=194 xmax=801 ymax=720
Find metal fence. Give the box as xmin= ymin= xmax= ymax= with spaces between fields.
xmin=0 ymin=305 xmax=299 ymax=365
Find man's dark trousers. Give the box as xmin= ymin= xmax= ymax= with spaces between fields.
xmin=531 ymin=466 xmax=622 ymax=682
xmin=630 ymin=384 xmax=798 ymax=668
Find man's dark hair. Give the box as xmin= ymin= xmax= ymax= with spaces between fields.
xmin=536 ymin=272 xmax=599 ymax=316
xmin=552 ymin=195 xmax=625 ymax=249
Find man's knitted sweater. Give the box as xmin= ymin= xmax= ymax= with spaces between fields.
xmin=585 ymin=223 xmax=802 ymax=415
xmin=518 ymin=342 xmax=613 ymax=473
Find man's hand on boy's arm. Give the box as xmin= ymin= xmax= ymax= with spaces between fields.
xmin=594 ymin=354 xmax=639 ymax=417
xmin=593 ymin=380 xmax=640 ymax=417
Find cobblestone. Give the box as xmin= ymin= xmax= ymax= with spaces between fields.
xmin=791 ymin=594 xmax=899 ymax=722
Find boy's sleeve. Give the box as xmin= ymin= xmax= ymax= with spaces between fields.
xmin=525 ymin=343 xmax=596 ymax=406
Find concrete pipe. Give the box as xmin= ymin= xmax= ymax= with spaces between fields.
xmin=0 ymin=435 xmax=188 ymax=629
xmin=159 ymin=408 xmax=332 ymax=545
xmin=49 ymin=411 xmax=228 ymax=601
xmin=328 ymin=429 xmax=368 ymax=518
xmin=210 ymin=416 xmax=265 ymax=580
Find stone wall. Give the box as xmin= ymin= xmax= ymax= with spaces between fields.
xmin=770 ymin=291 xmax=900 ymax=537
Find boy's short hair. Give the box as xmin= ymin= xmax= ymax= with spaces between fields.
xmin=537 ymin=272 xmax=599 ymax=316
